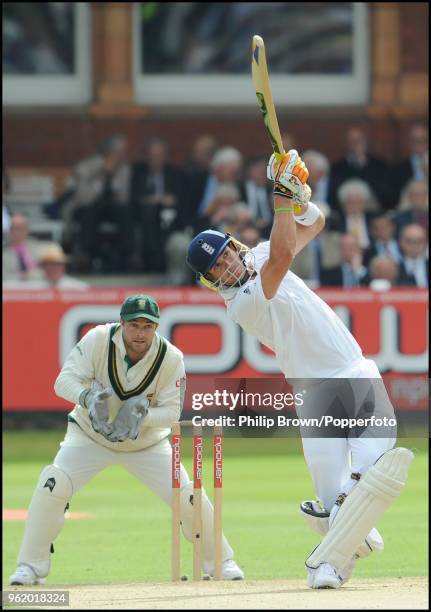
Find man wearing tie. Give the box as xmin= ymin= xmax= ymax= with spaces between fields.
xmin=391 ymin=124 xmax=428 ymax=203
xmin=398 ymin=223 xmax=428 ymax=287
xmin=320 ymin=234 xmax=368 ymax=287
xmin=337 ymin=179 xmax=375 ymax=250
xmin=363 ymin=214 xmax=402 ymax=266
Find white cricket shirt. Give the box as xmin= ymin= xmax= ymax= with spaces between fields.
xmin=222 ymin=241 xmax=364 ymax=379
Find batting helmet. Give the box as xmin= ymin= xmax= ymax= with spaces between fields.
xmin=186 ymin=230 xmax=233 ymax=277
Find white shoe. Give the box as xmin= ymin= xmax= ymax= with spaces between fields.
xmin=10 ymin=565 xmax=44 ymax=586
xmin=222 ymin=559 xmax=244 ymax=581
xmin=203 ymin=559 xmax=244 ymax=581
xmin=308 ymin=563 xmax=342 ymax=589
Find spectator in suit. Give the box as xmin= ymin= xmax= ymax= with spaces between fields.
xmin=191 ymin=147 xmax=243 ymax=221
xmin=397 ymin=224 xmax=428 ymax=287
xmin=203 ymin=183 xmax=241 ymax=234
xmin=131 ymin=137 xmax=187 ymax=273
xmin=237 ymin=223 xmax=262 ymax=249
xmin=184 ymin=134 xmax=218 ymax=227
xmin=240 ymin=156 xmax=272 ymax=237
xmin=363 ymin=214 xmax=402 ymax=266
xmin=330 ymin=127 xmax=389 ymax=209
xmin=337 ymin=179 xmax=376 ymax=250
xmin=186 ymin=134 xmax=218 ymax=174
xmin=3 ymin=243 xmax=89 ymax=289
xmin=289 ymin=202 xmax=341 ymax=286
xmin=62 ymin=134 xmax=134 ymax=273
xmin=367 ymin=255 xmax=400 ymax=291
xmin=3 ymin=213 xmax=45 ymax=281
xmin=165 ymin=183 xmax=240 ymax=286
xmin=281 ymin=132 xmax=297 ymax=151
xmin=225 ymin=202 xmax=253 ymax=239
xmin=394 ymin=179 xmax=428 ymax=237
xmin=391 ymin=124 xmax=428 ymax=203
xmin=302 ymin=150 xmax=332 ymax=208
xmin=320 ymin=234 xmax=368 ymax=287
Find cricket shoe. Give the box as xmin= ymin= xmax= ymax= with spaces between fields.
xmin=307 ymin=563 xmax=342 ymax=589
xmin=10 ymin=564 xmax=45 ymax=586
xmin=203 ymin=559 xmax=245 ymax=580
xmin=222 ymin=559 xmax=244 ymax=580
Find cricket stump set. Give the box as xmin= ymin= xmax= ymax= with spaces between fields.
xmin=171 ymin=421 xmax=223 ymax=581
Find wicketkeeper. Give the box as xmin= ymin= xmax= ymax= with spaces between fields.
xmin=10 ymin=294 xmax=243 ymax=585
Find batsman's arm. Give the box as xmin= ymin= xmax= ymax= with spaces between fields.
xmin=294 ymin=203 xmax=326 ymax=255
xmin=260 ymin=193 xmax=297 ymax=299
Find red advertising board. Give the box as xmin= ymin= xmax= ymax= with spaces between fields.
xmin=2 ymin=288 xmax=428 ymax=411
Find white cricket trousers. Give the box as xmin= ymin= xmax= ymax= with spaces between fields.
xmin=298 ymin=359 xmax=397 ymax=512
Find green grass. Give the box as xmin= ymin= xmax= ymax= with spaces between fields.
xmin=2 ymin=431 xmax=428 ymax=585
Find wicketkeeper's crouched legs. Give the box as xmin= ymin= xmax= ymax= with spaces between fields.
xmin=17 ymin=423 xmax=116 ymax=578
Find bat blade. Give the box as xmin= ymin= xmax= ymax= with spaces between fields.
xmin=252 ymin=35 xmax=285 ymax=159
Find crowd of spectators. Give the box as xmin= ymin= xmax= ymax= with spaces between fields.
xmin=3 ymin=123 xmax=428 ymax=289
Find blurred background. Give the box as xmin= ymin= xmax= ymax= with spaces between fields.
xmin=2 ymin=2 xmax=428 ymax=419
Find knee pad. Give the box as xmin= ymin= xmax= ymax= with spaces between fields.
xmin=37 ymin=465 xmax=73 ymax=501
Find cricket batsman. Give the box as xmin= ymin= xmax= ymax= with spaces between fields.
xmin=186 ymin=150 xmax=414 ymax=588
xmin=10 ymin=294 xmax=243 ymax=585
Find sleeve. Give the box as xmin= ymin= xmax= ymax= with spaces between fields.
xmin=251 ymin=240 xmax=270 ymax=269
xmin=144 ymin=358 xmax=186 ymax=428
xmin=53 ymin=327 xmax=100 ymax=405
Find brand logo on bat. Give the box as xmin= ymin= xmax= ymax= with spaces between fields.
xmin=256 ymin=93 xmax=282 ymax=155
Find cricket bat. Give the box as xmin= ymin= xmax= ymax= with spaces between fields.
xmin=251 ymin=35 xmax=285 ymax=162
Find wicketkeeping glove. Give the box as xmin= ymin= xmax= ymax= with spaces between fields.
xmin=79 ymin=386 xmax=113 ymax=437
xmin=106 ymin=395 xmax=150 ymax=443
xmin=267 ymin=150 xmax=312 ymax=209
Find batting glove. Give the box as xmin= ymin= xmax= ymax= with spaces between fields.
xmin=267 ymin=150 xmax=312 ymax=209
xmin=107 ymin=396 xmax=150 ymax=443
xmin=79 ymin=386 xmax=113 ymax=437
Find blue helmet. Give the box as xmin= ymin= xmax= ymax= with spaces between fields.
xmin=186 ymin=230 xmax=232 ymax=277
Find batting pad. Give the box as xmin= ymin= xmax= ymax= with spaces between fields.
xmin=306 ymin=447 xmax=414 ymax=572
